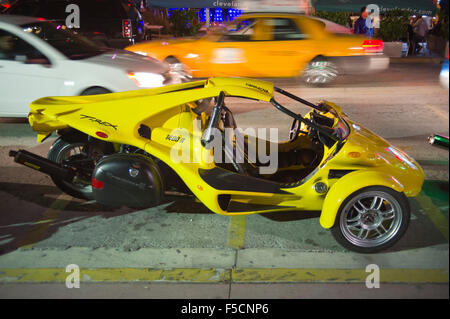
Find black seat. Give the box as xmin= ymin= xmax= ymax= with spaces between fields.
xmin=219 ymin=106 xmax=319 ymax=181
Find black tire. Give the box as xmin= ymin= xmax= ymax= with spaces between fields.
xmin=164 ymin=56 xmax=180 ymax=64
xmin=331 ymin=186 xmax=410 ymax=254
xmin=48 ymin=136 xmax=94 ymax=200
xmin=164 ymin=56 xmax=190 ymax=83
xmin=301 ymin=56 xmax=339 ymax=86
xmin=80 ymin=87 xmax=111 ymax=96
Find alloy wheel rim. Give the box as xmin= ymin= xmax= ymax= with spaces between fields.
xmin=168 ymin=62 xmax=192 ymax=83
xmin=57 ymin=143 xmax=93 ymax=193
xmin=304 ymin=61 xmax=338 ymax=84
xmin=339 ymin=191 xmax=403 ymax=248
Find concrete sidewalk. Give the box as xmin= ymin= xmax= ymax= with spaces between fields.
xmin=390 ymin=56 xmax=444 ymax=64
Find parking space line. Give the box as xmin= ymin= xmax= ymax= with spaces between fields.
xmin=415 ymin=191 xmax=449 ymax=241
xmin=0 ymin=267 xmax=447 ymax=284
xmin=227 ymin=216 xmax=246 ymax=249
xmin=17 ymin=194 xmax=72 ymax=250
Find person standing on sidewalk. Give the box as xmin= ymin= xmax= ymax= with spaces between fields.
xmin=410 ymin=16 xmax=429 ymax=54
xmin=354 ymin=6 xmax=373 ymax=38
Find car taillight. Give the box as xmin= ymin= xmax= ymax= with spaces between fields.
xmin=92 ymin=177 xmax=104 ymax=189
xmin=122 ymin=19 xmax=132 ymax=38
xmin=362 ymin=40 xmax=384 ymax=53
xmin=95 ymin=131 xmax=108 ymax=139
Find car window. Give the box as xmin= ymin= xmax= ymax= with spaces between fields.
xmin=7 ymin=0 xmax=127 ymax=20
xmin=75 ymin=0 xmax=126 ymax=20
xmin=268 ymin=18 xmax=307 ymax=41
xmin=219 ymin=18 xmax=255 ymax=42
xmin=39 ymin=0 xmax=68 ymax=19
xmin=21 ymin=22 xmax=110 ymax=59
xmin=0 ymin=28 xmax=47 ymax=62
xmin=5 ymin=0 xmax=40 ymax=16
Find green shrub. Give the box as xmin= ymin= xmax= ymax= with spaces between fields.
xmin=168 ymin=9 xmax=202 ymax=37
xmin=314 ymin=11 xmax=353 ymax=26
xmin=436 ymin=8 xmax=449 ymax=40
xmin=378 ymin=9 xmax=410 ymax=42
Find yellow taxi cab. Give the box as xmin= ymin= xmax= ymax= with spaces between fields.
xmin=126 ymin=12 xmax=389 ymax=84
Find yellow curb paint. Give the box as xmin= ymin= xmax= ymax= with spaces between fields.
xmin=0 ymin=268 xmax=231 ymax=283
xmin=227 ymin=215 xmax=246 ymax=249
xmin=415 ymin=192 xmax=449 ymax=241
xmin=231 ymin=268 xmax=449 ymax=283
xmin=17 ymin=194 xmax=72 ymax=250
xmin=0 ymin=268 xmax=447 ymax=283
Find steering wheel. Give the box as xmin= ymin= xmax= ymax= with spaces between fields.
xmin=289 ymin=115 xmax=309 ymax=142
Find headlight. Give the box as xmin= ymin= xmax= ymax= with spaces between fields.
xmin=127 ymin=72 xmax=164 ymax=88
xmin=184 ymin=53 xmax=199 ymax=59
xmin=134 ymin=51 xmax=148 ymax=56
xmin=386 ymin=146 xmax=418 ymax=170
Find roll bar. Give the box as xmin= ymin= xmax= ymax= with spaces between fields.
xmin=271 ymin=87 xmax=338 ymax=142
xmin=201 ymin=88 xmax=340 ymax=148
xmin=201 ymin=91 xmax=225 ymax=149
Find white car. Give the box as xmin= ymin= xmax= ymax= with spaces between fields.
xmin=0 ymin=15 xmax=182 ymax=117
xmin=440 ymin=58 xmax=449 ymax=90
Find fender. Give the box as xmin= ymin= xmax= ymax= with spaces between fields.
xmin=319 ymin=170 xmax=405 ymax=229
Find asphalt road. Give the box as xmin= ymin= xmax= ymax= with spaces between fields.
xmin=0 ymin=62 xmax=448 ymax=299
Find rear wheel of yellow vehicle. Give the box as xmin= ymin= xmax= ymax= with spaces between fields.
xmin=48 ymin=136 xmax=94 ymax=200
xmin=331 ymin=186 xmax=410 ymax=253
xmin=302 ymin=56 xmax=339 ymax=86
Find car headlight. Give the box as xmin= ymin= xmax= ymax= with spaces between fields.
xmin=127 ymin=72 xmax=164 ymax=88
xmin=134 ymin=51 xmax=148 ymax=56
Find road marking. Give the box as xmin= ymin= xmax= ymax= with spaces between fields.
xmin=425 ymin=104 xmax=449 ymax=121
xmin=227 ymin=216 xmax=246 ymax=249
xmin=417 ymin=160 xmax=450 ymax=166
xmin=0 ymin=268 xmax=447 ymax=283
xmin=415 ymin=191 xmax=449 ymax=241
xmin=17 ymin=194 xmax=72 ymax=250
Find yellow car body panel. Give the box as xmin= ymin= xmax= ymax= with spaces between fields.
xmin=27 ymin=77 xmax=424 ymax=229
xmin=126 ymin=13 xmax=372 ymax=78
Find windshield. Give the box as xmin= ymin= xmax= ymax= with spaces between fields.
xmin=328 ymin=108 xmax=350 ymax=140
xmin=20 ymin=21 xmax=109 ymax=59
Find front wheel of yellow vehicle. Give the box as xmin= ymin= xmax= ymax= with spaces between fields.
xmin=331 ymin=186 xmax=410 ymax=253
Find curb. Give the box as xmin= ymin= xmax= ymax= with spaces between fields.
xmin=390 ymin=57 xmax=443 ymax=64
xmin=0 ymin=267 xmax=448 ymax=284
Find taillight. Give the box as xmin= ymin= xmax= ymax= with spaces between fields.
xmin=122 ymin=19 xmax=132 ymax=38
xmin=92 ymin=177 xmax=104 ymax=189
xmin=362 ymin=40 xmax=384 ymax=53
xmin=95 ymin=131 xmax=108 ymax=139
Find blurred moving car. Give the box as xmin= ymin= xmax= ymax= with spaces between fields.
xmin=440 ymin=56 xmax=449 ymax=89
xmin=1 ymin=0 xmax=11 ymax=10
xmin=126 ymin=12 xmax=389 ymax=85
xmin=0 ymin=15 xmax=177 ymax=117
xmin=3 ymin=0 xmax=144 ymax=48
